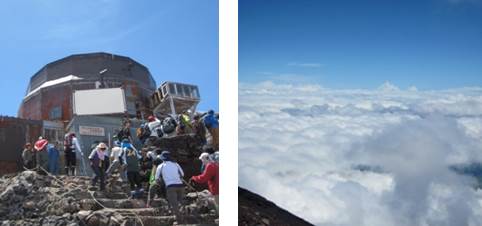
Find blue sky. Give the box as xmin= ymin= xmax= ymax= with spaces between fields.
xmin=0 ymin=0 xmax=218 ymax=117
xmin=239 ymin=0 xmax=482 ymax=90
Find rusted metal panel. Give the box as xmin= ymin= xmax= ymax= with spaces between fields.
xmin=20 ymin=80 xmax=153 ymax=121
xmin=0 ymin=161 xmax=18 ymax=175
xmin=0 ymin=117 xmax=43 ymax=175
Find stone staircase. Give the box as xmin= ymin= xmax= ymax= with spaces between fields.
xmin=0 ymin=170 xmax=218 ymax=226
xmin=75 ymin=174 xmax=218 ymax=226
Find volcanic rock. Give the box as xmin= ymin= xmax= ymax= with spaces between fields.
xmin=238 ymin=187 xmax=313 ymax=226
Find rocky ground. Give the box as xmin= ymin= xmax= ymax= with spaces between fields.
xmin=238 ymin=187 xmax=313 ymax=226
xmin=0 ymin=170 xmax=218 ymax=226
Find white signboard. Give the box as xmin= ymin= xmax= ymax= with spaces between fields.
xmin=73 ymin=88 xmax=127 ymax=115
xmin=79 ymin=126 xmax=105 ymax=137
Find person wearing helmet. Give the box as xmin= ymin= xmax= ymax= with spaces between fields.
xmin=155 ymin=151 xmax=185 ymax=223
xmin=88 ymin=142 xmax=108 ymax=191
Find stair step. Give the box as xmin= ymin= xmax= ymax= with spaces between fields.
xmin=121 ymin=214 xmax=218 ymax=226
xmin=94 ymin=198 xmax=168 ymax=209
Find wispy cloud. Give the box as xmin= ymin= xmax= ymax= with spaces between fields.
xmin=35 ymin=1 xmax=163 ymax=47
xmin=37 ymin=1 xmax=121 ymax=41
xmin=287 ymin=62 xmax=323 ymax=68
xmin=256 ymin=72 xmax=319 ymax=84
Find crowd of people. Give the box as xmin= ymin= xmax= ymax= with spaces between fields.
xmin=21 ymin=109 xmax=220 ymax=223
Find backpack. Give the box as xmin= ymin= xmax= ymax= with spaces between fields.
xmin=137 ymin=124 xmax=151 ymax=140
xmin=117 ymin=128 xmax=130 ymax=141
xmin=161 ymin=117 xmax=177 ymax=134
xmin=64 ymin=134 xmax=73 ymax=149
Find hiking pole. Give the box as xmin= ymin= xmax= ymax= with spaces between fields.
xmin=80 ymin=155 xmax=87 ymax=176
xmin=182 ymin=178 xmax=200 ymax=198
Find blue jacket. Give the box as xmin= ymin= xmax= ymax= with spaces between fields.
xmin=203 ymin=113 xmax=219 ymax=129
xmin=121 ymin=142 xmax=141 ymax=158
xmin=47 ymin=146 xmax=59 ymax=160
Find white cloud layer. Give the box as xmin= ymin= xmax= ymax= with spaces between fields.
xmin=239 ymin=81 xmax=482 ymax=226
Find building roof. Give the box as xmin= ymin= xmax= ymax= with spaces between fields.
xmin=27 ymin=52 xmax=156 ymax=94
xmin=24 ymin=75 xmax=83 ymax=99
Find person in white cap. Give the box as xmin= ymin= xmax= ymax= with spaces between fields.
xmin=155 ymin=151 xmax=185 ymax=223
xmin=88 ymin=142 xmax=108 ymax=191
xmin=190 ymin=152 xmax=219 ymax=214
xmin=106 ymin=141 xmax=127 ymax=181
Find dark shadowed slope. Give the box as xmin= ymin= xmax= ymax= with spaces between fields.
xmin=239 ymin=187 xmax=314 ymax=226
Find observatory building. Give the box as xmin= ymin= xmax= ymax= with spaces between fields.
xmin=18 ymin=52 xmax=157 ymax=121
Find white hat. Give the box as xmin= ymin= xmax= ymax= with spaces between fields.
xmin=199 ymin=152 xmax=210 ymax=161
xmin=97 ymin=142 xmax=107 ymax=149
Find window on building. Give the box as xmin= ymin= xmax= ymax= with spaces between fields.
xmin=183 ymin=85 xmax=190 ymax=98
xmin=49 ymin=106 xmax=62 ymax=120
xmin=192 ymin=87 xmax=200 ymax=99
xmin=162 ymin=85 xmax=168 ymax=97
xmin=169 ymin=83 xmax=176 ymax=95
xmin=176 ymin=84 xmax=185 ymax=97
xmin=175 ymin=84 xmax=183 ymax=96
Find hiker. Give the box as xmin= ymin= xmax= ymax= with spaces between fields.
xmin=117 ymin=121 xmax=133 ymax=143
xmin=139 ymin=148 xmax=154 ymax=190
xmin=137 ymin=122 xmax=151 ymax=145
xmin=192 ymin=113 xmax=207 ymax=145
xmin=145 ymin=115 xmax=162 ymax=145
xmin=121 ymin=138 xmax=140 ymax=157
xmin=88 ymin=142 xmax=108 ymax=191
xmin=177 ymin=110 xmax=192 ymax=135
xmin=161 ymin=115 xmax=177 ymax=136
xmin=126 ymin=146 xmax=143 ymax=197
xmin=203 ymin=110 xmax=219 ymax=150
xmin=147 ymin=155 xmax=165 ymax=208
xmin=190 ymin=152 xmax=219 ymax=214
xmin=106 ymin=141 xmax=127 ymax=181
xmin=155 ymin=151 xmax=185 ymax=223
xmin=64 ymin=132 xmax=83 ymax=176
xmin=34 ymin=136 xmax=49 ymax=172
xmin=47 ymin=143 xmax=60 ymax=175
xmin=22 ymin=143 xmax=35 ymax=170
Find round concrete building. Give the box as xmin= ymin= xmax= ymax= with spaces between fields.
xmin=18 ymin=52 xmax=157 ymax=121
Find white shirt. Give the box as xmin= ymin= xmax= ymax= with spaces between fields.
xmin=148 ymin=119 xmax=161 ymax=137
xmin=155 ymin=161 xmax=184 ymax=187
xmin=110 ymin=147 xmax=123 ymax=160
xmin=72 ymin=137 xmax=83 ymax=155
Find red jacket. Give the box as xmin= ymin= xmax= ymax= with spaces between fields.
xmin=191 ymin=162 xmax=219 ymax=195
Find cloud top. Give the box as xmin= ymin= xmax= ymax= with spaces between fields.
xmin=239 ymin=81 xmax=482 ymax=225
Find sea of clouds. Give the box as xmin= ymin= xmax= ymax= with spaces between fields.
xmin=239 ymin=81 xmax=482 ymax=226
